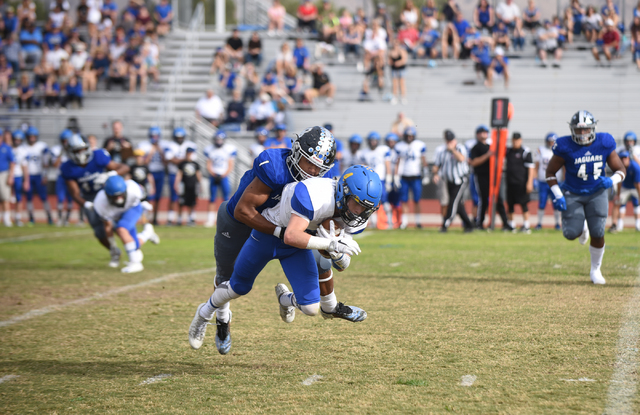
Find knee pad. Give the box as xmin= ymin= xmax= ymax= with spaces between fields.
xmin=619 ymin=206 xmax=627 ymax=215
xmin=634 ymin=206 xmax=640 ymax=215
xmin=562 ymin=228 xmax=581 ymax=240
xmin=298 ymin=303 xmax=320 ymax=317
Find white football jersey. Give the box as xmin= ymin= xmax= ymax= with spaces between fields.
xmin=12 ymin=145 xmax=28 ymax=177
xmin=137 ymin=140 xmax=172 ymax=173
xmin=94 ymin=179 xmax=144 ymax=222
xmin=341 ymin=149 xmax=365 ymax=173
xmin=261 ymin=177 xmax=366 ymax=234
xmin=204 ymin=143 xmax=237 ymax=176
xmin=24 ymin=141 xmax=50 ymax=175
xmin=250 ymin=143 xmax=265 ymax=160
xmin=165 ymin=140 xmax=197 ymax=174
xmin=536 ymin=146 xmax=557 ymax=181
xmin=397 ymin=140 xmax=426 ymax=176
xmin=362 ymin=145 xmax=391 ymax=178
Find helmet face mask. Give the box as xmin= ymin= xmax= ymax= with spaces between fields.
xmin=569 ymin=110 xmax=597 ymax=146
xmin=107 ymin=192 xmax=126 ymax=207
xmin=335 ymin=165 xmax=382 ymax=227
xmin=173 ymin=127 xmax=186 ymax=144
xmin=105 ymin=176 xmax=127 ymax=207
xmin=286 ymin=126 xmax=336 ymax=182
xmin=67 ymin=134 xmax=93 ymax=166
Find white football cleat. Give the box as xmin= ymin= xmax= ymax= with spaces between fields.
xmin=109 ymin=247 xmax=121 ymax=268
xmin=579 ymin=222 xmax=590 ymax=246
xmin=121 ymin=262 xmax=144 ymax=273
xmin=275 ymin=283 xmax=295 ymax=323
xmin=590 ymin=269 xmax=606 ymax=285
xmin=203 ymin=221 xmax=215 ymax=228
xmin=146 ymin=224 xmax=160 ymax=245
xmin=189 ymin=303 xmax=211 ymax=350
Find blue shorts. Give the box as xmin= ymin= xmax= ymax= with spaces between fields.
xmin=229 ymin=230 xmax=320 ymax=306
xmin=56 ymin=175 xmax=72 ymax=204
xmin=388 ymin=188 xmax=401 ymax=207
xmin=168 ymin=173 xmax=178 ymax=202
xmin=26 ymin=174 xmax=48 ymax=202
xmin=209 ymin=176 xmax=231 ymax=202
xmin=537 ymin=180 xmax=553 ymax=210
xmin=380 ymin=180 xmax=388 ymax=204
xmin=400 ymin=176 xmax=422 ymax=203
xmin=469 ymin=173 xmax=479 ymax=206
xmin=115 ymin=204 xmax=144 ymax=249
xmin=13 ymin=177 xmax=23 ymax=202
xmin=149 ymin=171 xmax=165 ymax=201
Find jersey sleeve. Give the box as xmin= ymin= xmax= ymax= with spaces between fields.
xmin=632 ymin=163 xmax=640 ymax=183
xmin=94 ymin=149 xmax=112 ymax=168
xmin=551 ymin=139 xmax=567 ymax=159
xmin=228 ymin=145 xmax=238 ymax=158
xmin=253 ymin=150 xmax=284 ymax=190
xmin=290 ymin=182 xmax=314 ymax=222
xmin=203 ymin=145 xmax=211 ymax=159
xmin=93 ymin=191 xmax=109 ymax=220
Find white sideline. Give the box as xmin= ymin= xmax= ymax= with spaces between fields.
xmin=0 ymin=230 xmax=91 ymax=244
xmin=603 ymin=263 xmax=640 ymax=415
xmin=139 ymin=374 xmax=172 ymax=385
xmin=0 ymin=268 xmax=215 ymax=328
xmin=302 ymin=375 xmax=323 ymax=385
xmin=0 ymin=375 xmax=19 ymax=384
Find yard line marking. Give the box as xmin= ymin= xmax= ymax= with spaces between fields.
xmin=562 ymin=378 xmax=596 ymax=382
xmin=302 ymin=375 xmax=323 ymax=386
xmin=0 ymin=268 xmax=215 ymax=329
xmin=139 ymin=374 xmax=172 ymax=385
xmin=0 ymin=375 xmax=19 ymax=384
xmin=0 ymin=230 xmax=91 ymax=244
xmin=604 ymin=263 xmax=640 ymax=415
xmin=460 ymin=375 xmax=477 ymax=387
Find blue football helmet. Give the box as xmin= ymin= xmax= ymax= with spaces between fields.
xmin=67 ymin=134 xmax=93 ymax=166
xmin=26 ymin=126 xmax=39 ymax=144
xmin=173 ymin=127 xmax=186 ymax=143
xmin=335 ymin=165 xmax=382 ymax=227
xmin=348 ymin=134 xmax=362 ymax=144
xmin=59 ymin=129 xmax=73 ymax=142
xmin=367 ymin=131 xmax=381 ymax=141
xmin=148 ymin=126 xmax=161 ymax=143
xmin=105 ymin=175 xmax=127 ymax=207
xmin=385 ymin=133 xmax=399 ymax=142
xmin=12 ymin=129 xmax=25 ymax=144
xmin=569 ymin=110 xmax=597 ymax=146
xmin=624 ymin=131 xmax=637 ymax=145
xmin=213 ymin=130 xmax=226 ymax=147
xmin=545 ymin=132 xmax=558 ymax=147
xmin=404 ymin=126 xmax=417 ymax=142
xmin=287 ymin=126 xmax=336 ymax=181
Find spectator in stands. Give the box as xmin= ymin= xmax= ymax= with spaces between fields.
xmin=47 ymin=4 xmax=67 ymax=31
xmin=471 ymin=38 xmax=493 ymax=87
xmin=70 ymin=42 xmax=89 ymax=75
xmin=304 ymin=63 xmax=335 ymax=106
xmin=3 ymin=35 xmax=21 ymax=72
xmin=46 ymin=40 xmax=68 ymax=71
xmin=536 ymin=20 xmax=562 ymax=68
xmin=195 ymin=89 xmax=224 ymax=127
xmin=128 ymin=54 xmax=147 ymax=93
xmin=58 ymin=58 xmax=74 ymax=89
xmin=19 ymin=21 xmax=43 ymax=68
xmin=373 ymin=3 xmax=393 ymax=38
xmin=297 ymin=0 xmax=318 ymax=33
xmin=110 ymin=30 xmax=127 ymax=60
xmin=474 ymin=0 xmax=495 ymax=32
xmin=442 ymin=12 xmax=461 ymax=59
xmin=583 ymin=6 xmax=602 ymax=43
xmin=83 ymin=47 xmax=110 ymax=91
xmin=363 ymin=19 xmax=387 ymax=72
xmin=154 ymin=0 xmax=173 ymax=36
xmin=601 ymin=0 xmax=619 ymax=29
xmin=400 ymin=0 xmax=419 ymax=29
xmin=275 ymin=41 xmax=294 ymax=77
xmin=268 ymin=0 xmax=286 ymax=36
xmin=522 ymin=0 xmax=541 ymax=33
xmin=421 ymin=0 xmax=438 ymax=30
xmin=341 ymin=23 xmax=362 ymax=62
xmin=17 ymin=0 xmax=36 ymax=24
xmin=44 ymin=73 xmax=60 ymax=109
xmin=103 ymin=120 xmax=133 ymax=164
xmin=265 ymin=124 xmax=292 ymax=149
xmin=496 ymin=0 xmax=524 ymax=49
xmin=62 ymin=75 xmax=83 ymax=108
xmin=244 ymin=31 xmax=262 ymax=67
xmin=553 ymin=15 xmax=569 ymax=47
xmin=4 ymin=7 xmax=19 ymax=38
xmin=225 ymin=28 xmax=244 ymax=64
xmin=250 ymin=128 xmax=268 ymax=160
xmin=417 ymin=21 xmax=440 ymax=59
xmin=354 ymin=7 xmax=368 ymax=29
xmin=388 ymin=39 xmax=408 ymax=105
xmin=632 ymin=16 xmax=640 ymax=40
xmin=218 ymin=66 xmax=237 ymax=96
xmin=391 ymin=112 xmax=414 ymax=135
xmin=562 ymin=7 xmax=575 ymax=43
xmin=454 ymin=12 xmax=475 ymax=59
xmin=293 ymin=37 xmax=310 ymax=73
xmin=592 ymin=19 xmax=620 ymax=65
xmin=107 ymin=54 xmax=128 ymax=90
xmin=397 ymin=23 xmax=420 ymax=56
xmin=491 ymin=46 xmax=509 ymax=88
xmin=240 ymin=61 xmax=259 ymax=103
xmin=493 ymin=20 xmax=511 ymax=51
xmin=0 ymin=54 xmax=12 ymax=96
xmin=17 ymin=73 xmax=34 ymax=109
xmin=441 ymin=0 xmax=460 ymax=23
xmin=283 ymin=65 xmax=300 ymax=100
xmin=633 ymin=29 xmax=640 ymax=70
xmin=101 ymin=0 xmax=118 ymax=23
xmin=247 ymin=92 xmax=276 ymax=130
xmin=260 ymin=70 xmax=280 ymax=96
xmin=141 ymin=42 xmax=159 ymax=85
xmin=220 ymin=90 xmax=245 ymax=132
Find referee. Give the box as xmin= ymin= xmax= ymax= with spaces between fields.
xmin=433 ymin=130 xmax=474 ymax=233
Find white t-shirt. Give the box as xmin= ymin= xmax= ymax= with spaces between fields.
xmin=536 ymin=26 xmax=558 ymax=50
xmin=203 ymin=143 xmax=237 ymax=176
xmin=396 ymin=140 xmax=427 ymax=177
xmin=165 ymin=140 xmax=197 ymax=175
xmin=94 ymin=179 xmax=143 ymax=223
xmin=363 ymin=27 xmax=388 ymax=52
xmin=195 ymin=95 xmax=224 ymax=120
xmin=46 ymin=48 xmax=69 ymax=70
xmin=341 ymin=149 xmax=365 ymax=173
xmin=248 ymin=100 xmax=276 ymax=120
xmin=496 ymin=2 xmax=521 ymax=21
xmin=49 ymin=11 xmax=66 ymax=28
xmin=137 ymin=140 xmax=172 ymax=173
xmin=12 ymin=145 xmax=28 ymax=177
xmin=250 ymin=143 xmax=265 ymax=160
xmin=69 ymin=51 xmax=88 ymax=71
xmin=362 ymin=145 xmax=391 ymax=178
xmin=25 ymin=141 xmax=50 ymax=176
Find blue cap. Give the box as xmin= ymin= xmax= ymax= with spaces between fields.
xmin=105 ymin=175 xmax=126 ymax=196
xmin=26 ymin=126 xmax=39 ymax=137
xmin=59 ymin=129 xmax=73 ymax=141
xmin=275 ymin=123 xmax=287 ymax=131
xmin=349 ymin=134 xmax=363 ymax=144
xmin=12 ymin=129 xmax=25 ymax=140
xmin=545 ymin=132 xmax=558 ymax=142
xmin=476 ymin=124 xmax=489 ymax=134
xmin=618 ymin=150 xmax=630 ymax=159
xmin=323 ymin=123 xmax=333 ymax=131
xmin=367 ymin=131 xmax=381 ymax=141
xmin=385 ymin=133 xmax=399 ymax=142
xmin=256 ymin=127 xmax=269 ymax=136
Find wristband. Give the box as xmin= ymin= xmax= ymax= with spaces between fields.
xmin=273 ymin=226 xmax=287 ymax=240
xmin=305 ymin=235 xmax=332 ymax=251
xmin=611 ymin=171 xmax=625 ymax=186
xmin=550 ymin=184 xmax=563 ymax=199
xmin=84 ymin=201 xmax=94 ymax=210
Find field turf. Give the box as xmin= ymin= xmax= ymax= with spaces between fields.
xmin=0 ymin=226 xmax=639 ymax=413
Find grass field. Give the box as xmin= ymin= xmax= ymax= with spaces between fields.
xmin=0 ymin=225 xmax=639 ymax=414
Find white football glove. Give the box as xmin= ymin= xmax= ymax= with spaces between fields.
xmin=326 ymin=238 xmax=361 ymax=256
xmin=317 ymin=220 xmax=345 ymax=242
xmin=141 ymin=201 xmax=153 ymax=211
xmin=83 ymin=201 xmax=94 ymax=210
xmin=393 ymin=175 xmax=402 ymax=190
xmin=385 ymin=175 xmax=393 ymax=193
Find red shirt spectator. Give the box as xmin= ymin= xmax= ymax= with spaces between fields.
xmin=602 ymin=26 xmax=620 ymax=48
xmin=397 ymin=25 xmax=419 ymax=50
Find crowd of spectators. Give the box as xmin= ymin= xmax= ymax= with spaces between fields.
xmin=0 ymin=0 xmax=173 ymax=112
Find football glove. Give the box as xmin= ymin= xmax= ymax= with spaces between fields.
xmin=393 ymin=175 xmax=402 ymax=190
xmin=385 ymin=175 xmax=393 ymax=193
xmin=597 ymin=176 xmax=613 ymax=190
xmin=83 ymin=201 xmax=94 ymax=210
xmin=317 ymin=220 xmax=345 ymax=242
xmin=141 ymin=201 xmax=153 ymax=211
xmin=327 ymin=239 xmax=361 ymax=256
xmin=552 ymin=196 xmax=567 ymax=211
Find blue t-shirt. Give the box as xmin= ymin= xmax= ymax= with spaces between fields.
xmin=293 ymin=46 xmax=309 ymax=69
xmin=453 ymin=19 xmax=470 ymax=37
xmin=102 ymin=2 xmax=118 ymax=12
xmin=326 ymin=139 xmax=343 ymax=178
xmin=66 ymin=82 xmax=83 ymax=97
xmin=622 ymin=159 xmax=640 ymax=189
xmin=4 ymin=16 xmax=17 ymax=33
xmin=421 ymin=29 xmax=440 ymax=48
xmin=44 ymin=32 xmax=66 ymax=50
xmin=264 ymin=137 xmax=292 ymax=149
xmin=0 ymin=143 xmax=15 ymax=172
xmin=421 ymin=6 xmax=437 ymax=17
xmin=493 ymin=56 xmax=509 ymax=74
xmin=60 ymin=149 xmax=112 ymax=201
xmin=155 ymin=4 xmax=172 ymax=20
xmin=226 ymin=149 xmax=295 ymax=220
xmin=601 ymin=4 xmax=619 ymax=16
xmin=19 ymin=28 xmax=43 ymax=53
xmin=552 ymin=133 xmax=616 ymax=195
xmin=472 ymin=44 xmax=492 ymax=66
xmin=477 ymin=6 xmax=492 ymax=25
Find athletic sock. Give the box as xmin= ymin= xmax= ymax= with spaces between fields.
xmin=43 ymin=201 xmax=52 ymax=216
xmin=15 ymin=212 xmax=21 ymax=222
xmin=124 ymin=241 xmax=138 ymax=261
xmin=508 ymin=220 xmax=515 ymax=229
xmin=320 ymin=291 xmax=337 ymax=313
xmin=384 ymin=203 xmax=393 ymax=227
xmin=553 ymin=210 xmax=561 ymax=226
xmin=207 ymin=211 xmax=215 ymax=223
xmin=3 ymin=211 xmax=11 ymax=225
xmin=401 ymin=213 xmax=408 ymax=227
xmin=537 ymin=209 xmax=544 ymax=226
xmin=524 ymin=220 xmax=530 ymax=229
xmin=167 ymin=210 xmax=176 ymax=222
xmin=589 ymin=245 xmax=605 ymax=271
xmin=617 ymin=218 xmax=624 ymax=230
xmin=189 ymin=212 xmax=196 ymax=222
xmin=201 ymin=281 xmax=240 ymax=321
xmin=108 ymin=236 xmax=117 ymax=250
xmin=27 ymin=201 xmax=34 ymax=218
xmin=65 ymin=209 xmax=71 ymax=221
xmin=414 ymin=212 xmax=420 ymax=226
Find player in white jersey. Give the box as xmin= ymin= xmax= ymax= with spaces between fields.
xmin=23 ymin=126 xmax=53 ymax=225
xmin=165 ymin=127 xmax=197 ymax=225
xmin=362 ymin=131 xmax=392 ymax=228
xmin=11 ymin=130 xmax=29 ymax=226
xmin=534 ymin=133 xmax=562 ymax=230
xmin=341 ymin=134 xmax=365 ymax=173
xmin=137 ymin=127 xmax=172 ymax=225
xmin=250 ymin=127 xmax=268 ymax=161
xmin=51 ymin=129 xmax=74 ymax=226
xmin=189 ymin=165 xmax=380 ymax=352
xmin=395 ymin=126 xmax=428 ymax=229
xmin=93 ymin=176 xmax=160 ymax=273
xmin=203 ymin=131 xmax=237 ymax=227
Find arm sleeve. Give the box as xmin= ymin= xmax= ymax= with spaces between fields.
xmin=290 ymin=182 xmax=314 ymax=222
xmin=253 ymin=151 xmax=280 ymax=189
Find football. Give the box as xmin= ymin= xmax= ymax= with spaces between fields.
xmin=318 ymin=218 xmax=342 ymax=258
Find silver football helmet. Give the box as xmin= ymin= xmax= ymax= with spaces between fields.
xmin=67 ymin=134 xmax=93 ymax=166
xmin=568 ymin=110 xmax=597 ymax=146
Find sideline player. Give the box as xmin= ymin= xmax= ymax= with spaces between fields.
xmin=534 ymin=133 xmax=562 ymax=230
xmin=189 ymin=165 xmax=380 ymax=353
xmin=137 ymin=126 xmax=169 ymax=225
xmin=611 ymin=151 xmax=640 ymax=232
xmin=24 ymin=126 xmax=53 ymax=225
xmin=51 ymin=129 xmax=74 ymax=226
xmin=395 ymin=126 xmax=427 ymax=229
xmin=342 ymin=134 xmax=364 ymax=172
xmin=165 ymin=127 xmax=196 ymax=225
xmin=61 ymin=134 xmax=130 ymax=267
xmin=545 ymin=110 xmax=626 ymax=285
xmin=11 ymin=130 xmax=29 ymax=226
xmin=93 ymin=175 xmax=160 ymax=273
xmin=362 ymin=131 xmax=392 ymax=228
xmin=204 ymin=130 xmax=236 ymax=228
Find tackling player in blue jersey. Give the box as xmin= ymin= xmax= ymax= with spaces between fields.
xmin=545 ymin=110 xmax=626 ymax=285
xmin=61 ymin=134 xmax=130 ymax=267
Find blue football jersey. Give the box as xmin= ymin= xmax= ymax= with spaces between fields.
xmin=552 ymin=133 xmax=616 ymax=195
xmin=622 ymin=159 xmax=640 ymax=190
xmin=60 ymin=149 xmax=112 ymax=201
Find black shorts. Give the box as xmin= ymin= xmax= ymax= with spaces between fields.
xmin=507 ymin=183 xmax=529 ymax=212
xmin=523 ymin=20 xmax=539 ymax=30
xmin=180 ymin=187 xmax=197 ymax=207
xmin=475 ymin=62 xmax=490 ymax=77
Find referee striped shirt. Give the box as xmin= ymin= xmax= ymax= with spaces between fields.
xmin=434 ymin=143 xmax=470 ymax=185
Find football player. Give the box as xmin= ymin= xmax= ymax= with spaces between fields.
xmin=137 ymin=126 xmax=168 ymax=225
xmin=189 ymin=165 xmax=380 ymax=353
xmin=93 ymin=175 xmax=160 ymax=273
xmin=534 ymin=133 xmax=562 ymax=230
xmin=165 ymin=127 xmax=196 ymax=225
xmin=11 ymin=130 xmax=29 ymax=227
xmin=545 ymin=110 xmax=626 ymax=285
xmin=362 ymin=131 xmax=392 ymax=228
xmin=203 ymin=131 xmax=236 ymax=228
xmin=23 ymin=126 xmax=53 ymax=225
xmin=621 ymin=131 xmax=640 ymax=164
xmin=611 ymin=151 xmax=640 ymax=232
xmin=60 ymin=134 xmax=130 ymax=267
xmin=341 ymin=134 xmax=365 ymax=173
xmin=50 ymin=129 xmax=74 ymax=226
xmin=249 ymin=127 xmax=268 ymax=161
xmin=395 ymin=126 xmax=428 ymax=229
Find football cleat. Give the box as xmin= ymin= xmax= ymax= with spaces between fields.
xmin=554 ymin=224 xmax=562 ymax=231
xmin=204 ymin=221 xmax=215 ymax=228
xmin=321 ymin=302 xmax=367 ymax=322
xmin=579 ymin=223 xmax=590 ymax=245
xmin=121 ymin=262 xmax=144 ymax=273
xmin=189 ymin=303 xmax=210 ymax=350
xmin=534 ymin=224 xmax=542 ymax=230
xmin=146 ymin=224 xmax=160 ymax=244
xmin=608 ymin=225 xmax=618 ymax=234
xmin=590 ymin=269 xmax=606 ymax=285
xmin=215 ymin=311 xmax=232 ymax=355
xmin=109 ymin=247 xmax=121 ymax=268
xmin=275 ymin=284 xmax=296 ymax=323
xmin=519 ymin=226 xmax=531 ymax=234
